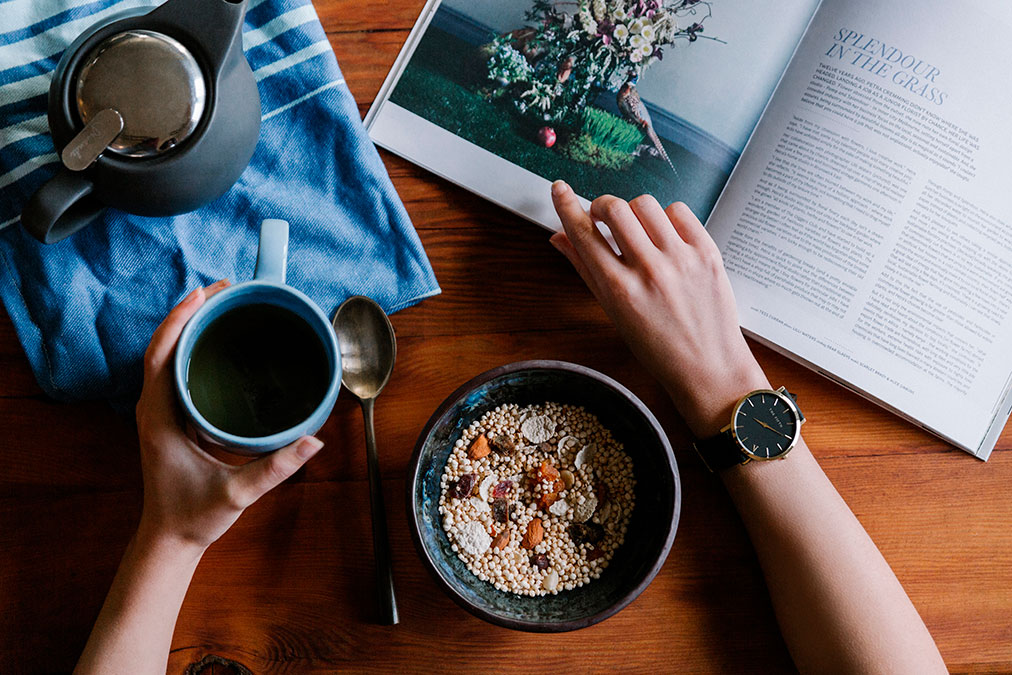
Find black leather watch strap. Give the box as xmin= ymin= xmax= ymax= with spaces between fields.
xmin=693 ymin=430 xmax=748 ymax=472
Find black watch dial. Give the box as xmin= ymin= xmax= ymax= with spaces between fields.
xmin=732 ymin=391 xmax=799 ymax=460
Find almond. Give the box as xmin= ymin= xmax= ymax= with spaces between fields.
xmin=521 ymin=517 xmax=544 ymax=549
xmin=491 ymin=530 xmax=510 ymax=550
xmin=468 ymin=433 xmax=491 ymax=459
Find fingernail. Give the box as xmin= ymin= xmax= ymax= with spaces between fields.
xmin=210 ymin=278 xmax=230 ymax=289
xmin=549 ymin=234 xmax=562 ymax=251
xmin=182 ymin=287 xmax=202 ymax=305
xmin=297 ymin=436 xmax=324 ymax=458
xmin=552 ymin=180 xmax=569 ymax=196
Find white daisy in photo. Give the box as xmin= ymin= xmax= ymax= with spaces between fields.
xmin=630 ymin=34 xmax=646 ymax=49
xmin=628 ymin=18 xmax=644 ymax=34
xmin=613 ymin=23 xmax=629 ymax=43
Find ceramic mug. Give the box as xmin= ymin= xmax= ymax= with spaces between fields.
xmin=173 ymin=219 xmax=341 ymax=453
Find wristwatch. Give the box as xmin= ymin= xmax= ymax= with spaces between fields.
xmin=693 ymin=387 xmax=805 ymax=472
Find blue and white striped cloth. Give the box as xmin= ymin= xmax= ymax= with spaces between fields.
xmin=0 ymin=0 xmax=440 ymax=407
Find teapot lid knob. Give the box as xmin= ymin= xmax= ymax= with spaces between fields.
xmin=75 ymin=30 xmax=206 ymax=158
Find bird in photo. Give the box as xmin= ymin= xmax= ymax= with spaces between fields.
xmin=617 ymin=79 xmax=677 ymax=176
xmin=556 ymin=56 xmax=574 ymax=83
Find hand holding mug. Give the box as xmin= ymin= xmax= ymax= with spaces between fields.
xmin=135 ymin=280 xmax=323 ymax=552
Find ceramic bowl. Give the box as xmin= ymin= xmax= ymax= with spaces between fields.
xmin=406 ymin=360 xmax=681 ymax=632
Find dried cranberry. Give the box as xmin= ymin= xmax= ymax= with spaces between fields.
xmin=451 ymin=473 xmax=477 ymax=499
xmin=531 ymin=553 xmax=550 ymax=570
xmin=569 ymin=522 xmax=604 ymax=545
xmin=491 ymin=480 xmax=513 ymax=499
xmin=492 ymin=497 xmax=509 ymax=523
xmin=596 ymin=480 xmax=610 ymax=504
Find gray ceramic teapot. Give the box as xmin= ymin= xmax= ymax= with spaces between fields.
xmin=21 ymin=0 xmax=261 ymax=244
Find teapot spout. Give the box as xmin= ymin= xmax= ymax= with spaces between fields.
xmin=145 ymin=0 xmax=248 ymax=75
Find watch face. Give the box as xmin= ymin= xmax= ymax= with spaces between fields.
xmin=732 ymin=390 xmax=799 ymax=460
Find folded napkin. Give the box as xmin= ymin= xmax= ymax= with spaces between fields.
xmin=0 ymin=0 xmax=439 ymax=408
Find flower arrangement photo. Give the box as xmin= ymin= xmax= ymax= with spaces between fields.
xmin=482 ymin=0 xmax=722 ymax=170
xmin=386 ymin=0 xmax=743 ymax=218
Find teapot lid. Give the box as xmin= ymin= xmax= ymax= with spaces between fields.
xmin=75 ymin=30 xmax=206 ymax=158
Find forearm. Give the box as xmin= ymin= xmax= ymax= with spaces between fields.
xmin=721 ymin=438 xmax=945 ymax=673
xmin=76 ymin=528 xmax=204 ymax=675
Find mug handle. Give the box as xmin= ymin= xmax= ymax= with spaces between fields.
xmin=254 ymin=218 xmax=289 ymax=283
xmin=21 ymin=168 xmax=105 ymax=244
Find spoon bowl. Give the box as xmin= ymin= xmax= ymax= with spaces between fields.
xmin=333 ymin=296 xmax=396 ymax=401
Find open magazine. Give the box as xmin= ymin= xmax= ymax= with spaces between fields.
xmin=366 ymin=0 xmax=1012 ymax=459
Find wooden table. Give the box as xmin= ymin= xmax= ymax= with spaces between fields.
xmin=2 ymin=1 xmax=1011 ymax=671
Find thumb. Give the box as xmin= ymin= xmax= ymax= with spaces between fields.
xmin=234 ymin=436 xmax=323 ymax=503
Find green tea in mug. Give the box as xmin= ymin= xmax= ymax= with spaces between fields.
xmin=186 ymin=303 xmax=330 ymax=437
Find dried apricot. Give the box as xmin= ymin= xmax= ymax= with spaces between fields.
xmin=538 ymin=459 xmax=560 ymax=482
xmin=537 ymin=491 xmax=559 ymax=510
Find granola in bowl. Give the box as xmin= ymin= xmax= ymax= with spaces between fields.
xmin=438 ymin=402 xmax=636 ymax=596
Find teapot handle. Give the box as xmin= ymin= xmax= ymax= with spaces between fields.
xmin=21 ymin=169 xmax=105 ymax=244
xmin=145 ymin=0 xmax=248 ymax=73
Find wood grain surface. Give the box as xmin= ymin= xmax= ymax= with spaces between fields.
xmin=2 ymin=0 xmax=1011 ymax=672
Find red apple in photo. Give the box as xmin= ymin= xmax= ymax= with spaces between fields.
xmin=538 ymin=126 xmax=556 ymax=148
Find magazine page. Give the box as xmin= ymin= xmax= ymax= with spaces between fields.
xmin=706 ymin=0 xmax=1012 ymax=456
xmin=368 ymin=0 xmax=820 ymax=228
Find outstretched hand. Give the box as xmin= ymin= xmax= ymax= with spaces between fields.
xmin=134 ymin=280 xmax=324 ymax=552
xmin=550 ymin=181 xmax=768 ymax=437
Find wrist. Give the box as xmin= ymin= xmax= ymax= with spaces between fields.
xmin=133 ymin=520 xmax=208 ymax=568
xmin=671 ymin=358 xmax=770 ymax=439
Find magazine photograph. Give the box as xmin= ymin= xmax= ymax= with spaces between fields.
xmin=369 ymin=0 xmax=819 ymax=224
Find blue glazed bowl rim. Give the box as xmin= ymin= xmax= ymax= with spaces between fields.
xmin=172 ymin=280 xmax=341 ymax=452
xmin=406 ymin=359 xmax=681 ymax=632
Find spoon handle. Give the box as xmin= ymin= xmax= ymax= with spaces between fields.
xmin=362 ymin=397 xmax=399 ymax=625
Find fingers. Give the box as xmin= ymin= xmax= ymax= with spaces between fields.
xmin=143 ymin=280 xmax=229 ymax=377
xmin=143 ymin=287 xmax=205 ymax=377
xmin=233 ymin=436 xmax=324 ymax=504
xmin=629 ymin=194 xmax=680 ymax=250
xmin=551 ymin=181 xmax=621 ymax=275
xmin=589 ymin=194 xmax=657 ymax=260
xmin=664 ymin=201 xmax=711 ymax=248
xmin=138 ymin=280 xmax=231 ymax=433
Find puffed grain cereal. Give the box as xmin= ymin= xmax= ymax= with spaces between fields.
xmin=438 ymin=403 xmax=636 ymax=596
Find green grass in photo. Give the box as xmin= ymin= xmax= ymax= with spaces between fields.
xmin=560 ymin=108 xmax=645 ymax=171
xmin=580 ymin=107 xmax=645 ymax=156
